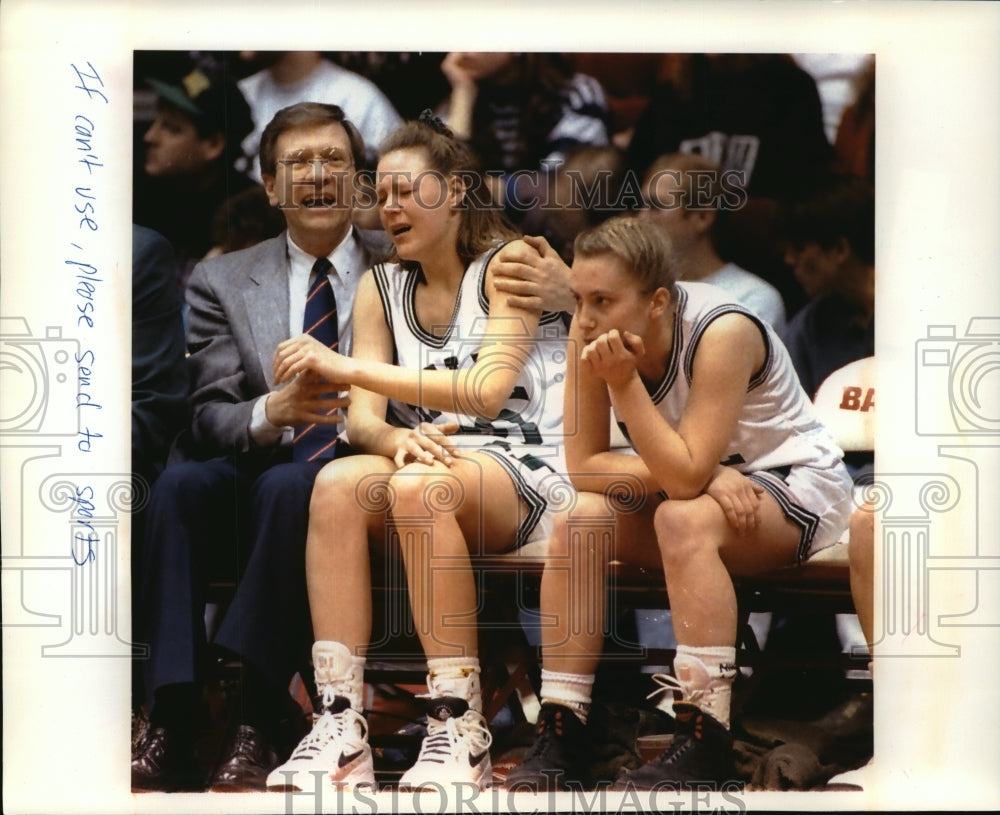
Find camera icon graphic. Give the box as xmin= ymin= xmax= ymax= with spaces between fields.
xmin=915 ymin=317 xmax=1000 ymax=436
xmin=0 ymin=317 xmax=81 ymax=437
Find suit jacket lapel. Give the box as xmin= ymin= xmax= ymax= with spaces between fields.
xmin=244 ymin=235 xmax=290 ymax=392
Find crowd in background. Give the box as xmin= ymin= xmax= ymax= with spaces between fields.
xmin=132 ymin=50 xmax=874 ymax=315
xmin=130 ymin=49 xmax=876 ymax=795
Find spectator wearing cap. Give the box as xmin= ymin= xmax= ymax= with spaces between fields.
xmin=134 ymin=55 xmax=259 ymax=291
xmin=131 ymin=101 xmax=391 ymax=794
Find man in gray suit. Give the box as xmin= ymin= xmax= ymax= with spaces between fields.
xmin=132 ymin=98 xmax=579 ymax=793
xmin=132 ymin=102 xmax=388 ymax=792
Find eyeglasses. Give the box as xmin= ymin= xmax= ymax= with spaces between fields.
xmin=278 ymin=149 xmax=354 ymax=175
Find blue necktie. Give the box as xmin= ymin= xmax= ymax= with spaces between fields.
xmin=293 ymin=257 xmax=341 ymax=462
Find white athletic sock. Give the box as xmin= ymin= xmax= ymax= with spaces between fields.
xmin=312 ymin=640 xmax=366 ymax=713
xmin=669 ymin=645 xmax=738 ymax=729
xmin=539 ymin=669 xmax=594 ymax=724
xmin=426 ymin=656 xmax=482 ymax=713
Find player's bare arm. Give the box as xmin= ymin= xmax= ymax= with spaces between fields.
xmin=489 ymin=234 xmax=575 ymax=313
xmin=563 ymin=316 xmax=660 ymax=496
xmin=600 ymin=312 xmax=765 ymax=499
xmin=273 ymin=252 xmax=543 ymax=422
xmin=336 ymin=270 xmax=457 ymax=468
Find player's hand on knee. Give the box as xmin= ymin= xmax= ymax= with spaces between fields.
xmin=392 ymin=422 xmax=459 ymax=469
xmin=706 ymin=466 xmax=765 ymax=535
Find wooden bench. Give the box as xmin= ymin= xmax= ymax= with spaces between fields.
xmin=357 ymin=530 xmax=857 ymax=731
xmin=361 ymin=356 xmax=875 ymax=724
xmin=208 ymin=357 xmax=874 ymax=757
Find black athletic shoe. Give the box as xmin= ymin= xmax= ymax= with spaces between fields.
xmin=504 ymin=703 xmax=590 ymax=791
xmin=612 ymin=703 xmax=742 ymax=792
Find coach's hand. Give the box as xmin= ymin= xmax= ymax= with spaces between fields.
xmin=491 ymin=235 xmax=574 ymax=313
xmin=266 ymin=370 xmax=349 ymax=428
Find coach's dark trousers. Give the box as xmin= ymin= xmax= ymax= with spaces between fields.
xmin=137 ymin=453 xmax=328 ymax=708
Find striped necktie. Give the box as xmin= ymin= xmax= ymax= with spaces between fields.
xmin=292 ymin=257 xmax=341 ymax=462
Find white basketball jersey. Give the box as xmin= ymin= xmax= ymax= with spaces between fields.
xmin=371 ymin=246 xmax=570 ymax=451
xmin=614 ymin=282 xmax=844 ymax=474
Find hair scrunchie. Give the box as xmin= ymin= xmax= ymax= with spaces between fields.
xmin=418 ymin=108 xmax=453 ymax=137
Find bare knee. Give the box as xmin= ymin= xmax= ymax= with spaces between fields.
xmin=310 ymin=464 xmax=358 ymax=519
xmin=849 ymin=503 xmax=875 ymax=574
xmin=547 ymin=510 xmax=571 ymax=559
xmin=653 ymin=499 xmax=715 ymax=569
xmin=387 ymin=464 xmax=460 ymax=517
xmin=547 ymin=493 xmax=616 ymax=564
xmin=386 ymin=465 xmax=428 ymax=515
xmin=548 ymin=491 xmax=614 ymax=561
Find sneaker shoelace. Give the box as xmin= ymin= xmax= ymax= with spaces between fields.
xmin=647 ymin=729 xmax=695 ymax=769
xmin=641 ymin=677 xmax=705 ymax=770
xmin=288 ymin=688 xmax=359 ymax=761
xmin=416 ymin=714 xmax=492 ymax=766
xmin=647 ymin=672 xmax=713 ymax=709
xmin=457 ymin=714 xmax=492 ymax=759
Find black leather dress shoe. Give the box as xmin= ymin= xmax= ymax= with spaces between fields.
xmin=208 ymin=724 xmax=280 ymax=792
xmin=131 ymin=725 xmax=202 ymax=792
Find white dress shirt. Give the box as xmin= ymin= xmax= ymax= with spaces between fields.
xmin=250 ymin=228 xmax=370 ymax=445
